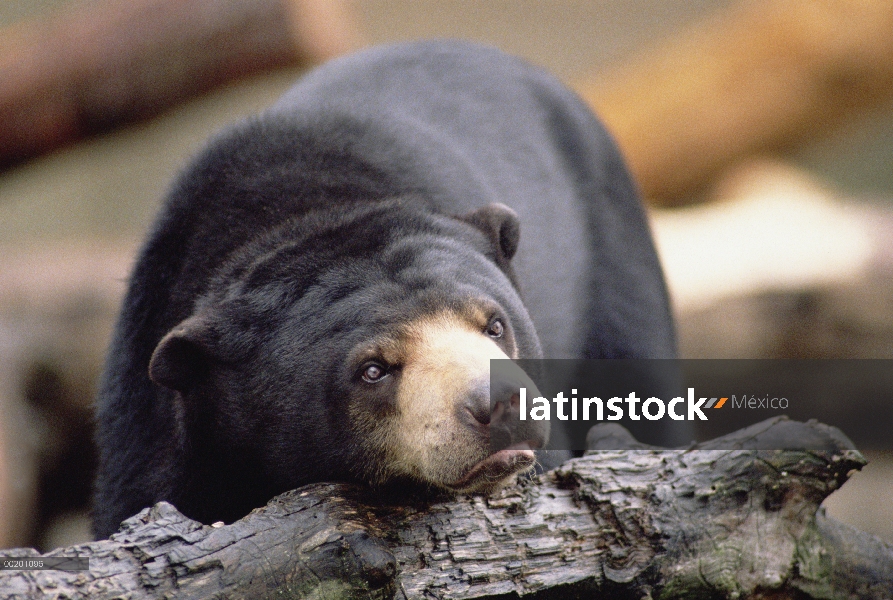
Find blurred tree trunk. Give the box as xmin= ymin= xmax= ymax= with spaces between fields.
xmin=579 ymin=0 xmax=893 ymax=205
xmin=6 ymin=0 xmax=893 ymax=204
xmin=0 ymin=0 xmax=358 ymax=167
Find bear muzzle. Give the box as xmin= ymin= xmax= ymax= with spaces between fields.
xmin=448 ymin=374 xmax=548 ymax=492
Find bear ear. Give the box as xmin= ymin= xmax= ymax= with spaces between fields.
xmin=460 ymin=203 xmax=521 ymax=262
xmin=149 ymin=314 xmax=217 ymax=393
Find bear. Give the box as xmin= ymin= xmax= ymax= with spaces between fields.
xmin=92 ymin=40 xmax=676 ymax=540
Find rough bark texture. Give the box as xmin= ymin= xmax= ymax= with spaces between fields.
xmin=0 ymin=417 xmax=889 ymax=599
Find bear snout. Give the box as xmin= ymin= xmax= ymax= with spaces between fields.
xmin=459 ymin=375 xmax=548 ymax=456
xmin=462 ymin=380 xmax=492 ymax=425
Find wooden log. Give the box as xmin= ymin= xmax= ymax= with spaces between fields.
xmin=0 ymin=418 xmax=889 ymax=599
xmin=0 ymin=0 xmax=359 ymax=167
xmin=579 ymin=0 xmax=893 ymax=205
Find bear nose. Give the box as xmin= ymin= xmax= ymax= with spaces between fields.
xmin=464 ymin=381 xmax=492 ymax=425
xmin=464 ymin=378 xmax=522 ymax=426
xmin=487 ymin=368 xmax=549 ymax=452
xmin=489 ymin=377 xmax=521 ymax=423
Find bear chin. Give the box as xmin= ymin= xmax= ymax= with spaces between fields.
xmin=443 ymin=445 xmax=537 ymax=494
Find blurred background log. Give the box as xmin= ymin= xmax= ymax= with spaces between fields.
xmin=579 ymin=0 xmax=893 ymax=205
xmin=5 ymin=0 xmax=893 ymax=204
xmin=0 ymin=0 xmax=358 ymax=168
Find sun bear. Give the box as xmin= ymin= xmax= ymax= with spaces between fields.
xmin=92 ymin=40 xmax=676 ymax=539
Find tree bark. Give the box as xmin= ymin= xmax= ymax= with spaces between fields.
xmin=1 ymin=417 xmax=889 ymax=598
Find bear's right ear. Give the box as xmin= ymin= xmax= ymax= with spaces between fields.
xmin=149 ymin=314 xmax=218 ymax=393
xmin=459 ymin=203 xmax=521 ymax=263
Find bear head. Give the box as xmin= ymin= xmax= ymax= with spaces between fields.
xmin=146 ymin=198 xmax=548 ymax=523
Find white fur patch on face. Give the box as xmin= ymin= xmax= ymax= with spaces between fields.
xmin=376 ymin=312 xmax=525 ymax=490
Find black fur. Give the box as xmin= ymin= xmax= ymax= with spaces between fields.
xmin=92 ymin=40 xmax=675 ymax=539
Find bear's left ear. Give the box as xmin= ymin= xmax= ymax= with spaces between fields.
xmin=459 ymin=203 xmax=521 ymax=263
xmin=149 ymin=313 xmax=220 ymax=393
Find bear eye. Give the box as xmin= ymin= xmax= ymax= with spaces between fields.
xmin=361 ymin=363 xmax=388 ymax=383
xmin=486 ymin=318 xmax=504 ymax=338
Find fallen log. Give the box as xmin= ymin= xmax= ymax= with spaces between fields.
xmin=1 ymin=417 xmax=889 ymax=599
